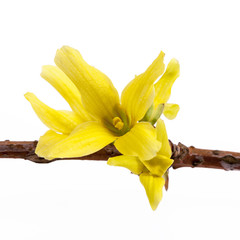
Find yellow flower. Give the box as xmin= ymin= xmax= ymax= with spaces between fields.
xmin=108 ymin=119 xmax=173 ymax=210
xmin=25 ymin=46 xmax=168 ymax=161
xmin=142 ymin=58 xmax=180 ymax=124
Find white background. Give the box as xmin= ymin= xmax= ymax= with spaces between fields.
xmin=0 ymin=0 xmax=240 ymax=239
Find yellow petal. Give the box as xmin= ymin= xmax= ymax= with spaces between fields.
xmin=156 ymin=119 xmax=172 ymax=158
xmin=44 ymin=121 xmax=116 ymax=160
xmin=114 ymin=122 xmax=161 ymax=161
xmin=163 ymin=103 xmax=180 ymax=120
xmin=54 ymin=46 xmax=120 ymax=122
xmin=41 ymin=65 xmax=93 ymax=121
xmin=139 ymin=173 xmax=165 ymax=211
xmin=121 ymin=51 xmax=165 ymax=125
xmin=142 ymin=154 xmax=173 ymax=177
xmin=36 ymin=130 xmax=68 ymax=159
xmin=154 ymin=58 xmax=180 ymax=106
xmin=107 ymin=155 xmax=145 ymax=175
xmin=24 ymin=92 xmax=82 ymax=134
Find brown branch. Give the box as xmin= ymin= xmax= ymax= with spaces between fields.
xmin=1 ymin=140 xmax=240 ymax=171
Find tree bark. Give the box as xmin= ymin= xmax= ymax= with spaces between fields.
xmin=1 ymin=140 xmax=240 ymax=171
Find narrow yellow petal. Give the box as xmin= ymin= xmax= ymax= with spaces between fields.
xmin=139 ymin=173 xmax=165 ymax=211
xmin=107 ymin=155 xmax=145 ymax=175
xmin=41 ymin=65 xmax=93 ymax=121
xmin=24 ymin=92 xmax=82 ymax=134
xmin=121 ymin=51 xmax=165 ymax=125
xmin=44 ymin=121 xmax=116 ymax=160
xmin=35 ymin=130 xmax=68 ymax=159
xmin=54 ymin=46 xmax=120 ymax=122
xmin=142 ymin=154 xmax=173 ymax=177
xmin=114 ymin=122 xmax=161 ymax=161
xmin=156 ymin=119 xmax=172 ymax=158
xmin=154 ymin=58 xmax=180 ymax=106
xmin=163 ymin=103 xmax=180 ymax=120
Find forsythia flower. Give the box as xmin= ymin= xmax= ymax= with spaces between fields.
xmin=25 ymin=46 xmax=179 ymax=210
xmin=25 ymin=46 xmax=166 ymax=160
xmin=108 ymin=119 xmax=173 ymax=210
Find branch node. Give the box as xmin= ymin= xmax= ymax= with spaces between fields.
xmin=173 ymin=142 xmax=189 ymax=162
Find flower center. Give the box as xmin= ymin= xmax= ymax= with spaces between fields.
xmin=112 ymin=117 xmax=124 ymax=130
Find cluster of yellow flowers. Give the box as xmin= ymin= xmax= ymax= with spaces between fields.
xmin=25 ymin=46 xmax=180 ymax=210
